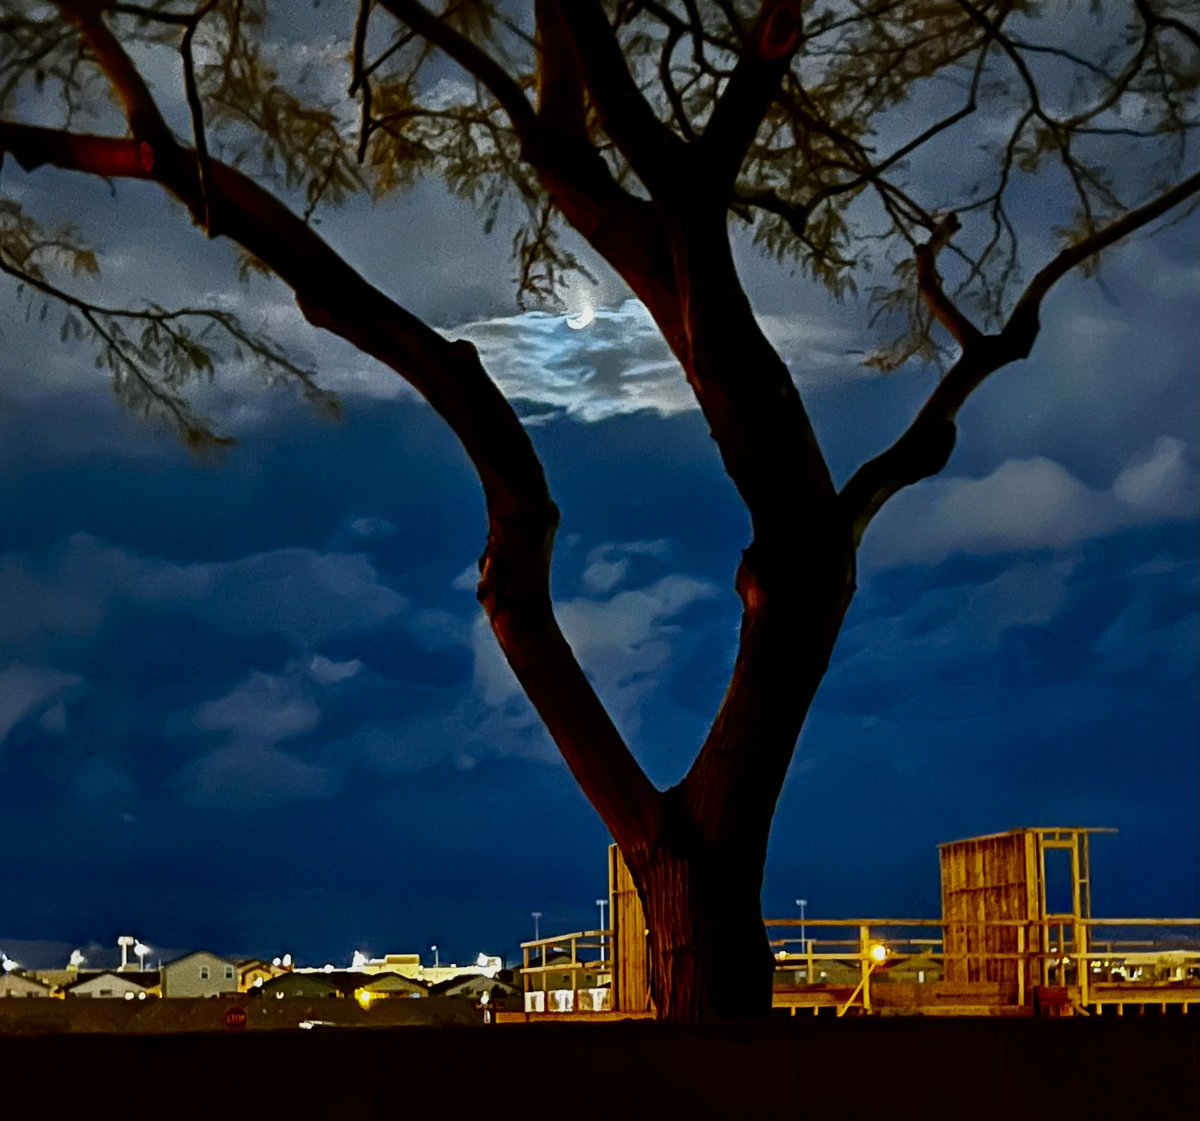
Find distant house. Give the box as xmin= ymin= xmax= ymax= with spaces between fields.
xmin=0 ymin=971 xmax=53 ymax=998
xmin=162 ymin=951 xmax=239 ymax=998
xmin=256 ymin=972 xmax=343 ymax=1000
xmin=236 ymin=959 xmax=277 ymax=993
xmin=358 ymin=953 xmax=423 ymax=978
xmin=255 ymin=970 xmax=428 ymax=1002
xmin=430 ymin=973 xmax=520 ymax=1006
xmin=62 ymin=971 xmax=160 ymax=999
xmin=355 ymin=972 xmax=428 ymax=1000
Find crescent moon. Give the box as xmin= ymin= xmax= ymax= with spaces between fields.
xmin=566 ymin=305 xmax=595 ymax=330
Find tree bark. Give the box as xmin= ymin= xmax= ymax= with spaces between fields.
xmin=631 ymin=819 xmax=777 ymax=1020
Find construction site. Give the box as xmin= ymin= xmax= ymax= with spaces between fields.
xmin=510 ymin=827 xmax=1200 ymax=1021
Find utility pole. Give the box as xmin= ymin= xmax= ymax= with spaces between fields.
xmin=796 ymin=899 xmax=808 ymax=954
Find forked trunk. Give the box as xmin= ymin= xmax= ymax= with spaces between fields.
xmin=631 ymin=838 xmax=776 ymax=1021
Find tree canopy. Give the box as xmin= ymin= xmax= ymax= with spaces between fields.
xmin=2 ymin=0 xmax=1197 ymax=1019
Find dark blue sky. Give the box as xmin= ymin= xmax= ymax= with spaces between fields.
xmin=0 ymin=5 xmax=1197 ymax=971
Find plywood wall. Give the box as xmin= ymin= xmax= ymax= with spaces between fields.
xmin=609 ymin=844 xmax=651 ymax=1014
xmin=940 ymin=831 xmax=1040 ymax=988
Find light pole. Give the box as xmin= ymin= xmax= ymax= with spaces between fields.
xmin=796 ymin=898 xmax=808 ymax=954
xmin=532 ymin=911 xmax=543 ymax=968
xmin=596 ymin=898 xmax=608 ymax=963
xmin=430 ymin=944 xmax=439 ymax=968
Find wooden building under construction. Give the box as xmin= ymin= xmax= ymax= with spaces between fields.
xmin=512 ymin=827 xmax=1199 ymax=1020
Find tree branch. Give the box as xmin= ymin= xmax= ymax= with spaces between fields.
xmin=180 ymin=0 xmax=219 ymax=233
xmin=701 ymin=0 xmax=802 ymax=187
xmin=374 ymin=0 xmax=539 ymax=145
xmin=840 ymin=163 xmax=1200 ymax=547
xmin=914 ymin=213 xmax=983 ymax=348
xmin=0 ymin=114 xmax=665 ymax=852
xmin=554 ymin=0 xmax=689 ymax=197
xmin=1011 ymin=164 xmax=1200 ymax=329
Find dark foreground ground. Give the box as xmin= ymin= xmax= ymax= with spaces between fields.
xmin=5 ymin=1015 xmax=1197 ymax=1119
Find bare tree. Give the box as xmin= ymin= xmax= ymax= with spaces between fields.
xmin=2 ymin=0 xmax=1197 ymax=1019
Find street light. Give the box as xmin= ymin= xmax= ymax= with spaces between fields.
xmin=431 ymin=944 xmax=440 ymax=968
xmin=133 ymin=942 xmax=151 ymax=971
xmin=796 ymin=899 xmax=808 ymax=953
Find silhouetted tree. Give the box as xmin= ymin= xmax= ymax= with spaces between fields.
xmin=2 ymin=1 xmax=1197 ymax=1019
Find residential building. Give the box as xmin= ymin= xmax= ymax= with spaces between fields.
xmin=0 ymin=971 xmax=53 ymax=998
xmin=62 ymin=971 xmax=160 ymax=999
xmin=162 ymin=951 xmax=239 ymax=998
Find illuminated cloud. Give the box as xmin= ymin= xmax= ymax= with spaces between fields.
xmin=865 ymin=437 xmax=1197 ymax=567
xmin=452 ymin=300 xmax=858 ymax=423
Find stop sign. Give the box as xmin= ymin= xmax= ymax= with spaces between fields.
xmin=223 ymin=1006 xmax=248 ymax=1031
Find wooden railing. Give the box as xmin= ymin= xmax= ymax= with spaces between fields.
xmin=766 ymin=917 xmax=1200 ymax=1016
xmin=518 ymin=930 xmax=611 ymax=1012
xmin=515 ymin=917 xmax=1199 ymax=1017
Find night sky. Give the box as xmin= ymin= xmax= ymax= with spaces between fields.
xmin=1 ymin=5 xmax=1196 ymax=971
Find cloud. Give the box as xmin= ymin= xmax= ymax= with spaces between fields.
xmin=178 ymin=743 xmax=340 ymax=811
xmin=0 ymin=534 xmax=407 ymax=648
xmin=472 ymin=572 xmax=719 ymax=739
xmin=451 ymin=299 xmax=859 ymax=423
xmin=0 ymin=664 xmax=83 ymax=744
xmin=581 ymin=539 xmax=671 ymax=595
xmin=195 ymin=670 xmax=322 ymax=745
xmin=1112 ymin=436 xmax=1194 ymax=514
xmin=308 ymin=654 xmax=363 ymax=684
xmin=865 ymin=437 xmax=1197 ymax=567
xmin=178 ymin=665 xmax=340 ymax=810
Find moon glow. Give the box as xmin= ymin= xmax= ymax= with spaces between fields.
xmin=566 ymin=304 xmax=596 ymax=330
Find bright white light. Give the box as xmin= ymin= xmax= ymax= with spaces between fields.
xmin=869 ymin=942 xmax=890 ymax=964
xmin=352 ymin=951 xmax=368 ymax=970
xmin=1 ymin=957 xmax=17 ymax=973
xmin=566 ymin=303 xmax=596 ymax=330
xmin=69 ymin=950 xmax=86 ymax=968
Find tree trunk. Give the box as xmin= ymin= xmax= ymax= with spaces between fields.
xmin=627 ymin=800 xmax=777 ymax=1021
xmin=626 ymin=538 xmax=856 ymax=1022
